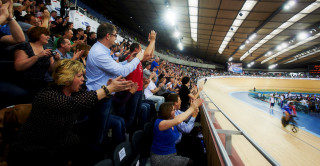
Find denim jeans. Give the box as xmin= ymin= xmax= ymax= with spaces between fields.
xmin=109 ymin=115 xmax=126 ymax=145
xmin=139 ymin=103 xmax=151 ymax=129
xmin=125 ymin=91 xmax=142 ymax=130
xmin=147 ymin=95 xmax=165 ymax=112
xmin=88 ymin=98 xmax=113 ymax=144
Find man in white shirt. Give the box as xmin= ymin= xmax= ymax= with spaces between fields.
xmin=144 ymin=74 xmax=165 ymax=111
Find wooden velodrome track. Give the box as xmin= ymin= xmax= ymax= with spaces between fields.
xmin=203 ymin=77 xmax=320 ymax=166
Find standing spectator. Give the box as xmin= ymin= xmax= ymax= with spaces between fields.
xmin=179 ymin=76 xmax=203 ymax=111
xmin=124 ymin=33 xmax=156 ymax=131
xmin=60 ymin=0 xmax=69 ymax=18
xmin=85 ymin=23 xmax=145 ymax=145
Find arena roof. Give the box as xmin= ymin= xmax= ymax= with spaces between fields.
xmin=84 ymin=0 xmax=320 ymax=69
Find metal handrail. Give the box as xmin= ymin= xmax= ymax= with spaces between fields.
xmin=200 ymin=91 xmax=280 ymax=166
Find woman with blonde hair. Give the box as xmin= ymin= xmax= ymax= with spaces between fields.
xmin=9 ymin=59 xmax=134 ymax=166
xmin=150 ymin=98 xmax=203 ymax=166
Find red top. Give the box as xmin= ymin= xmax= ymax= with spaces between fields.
xmin=125 ymin=54 xmax=143 ymax=91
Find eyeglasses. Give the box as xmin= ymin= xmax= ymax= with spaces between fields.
xmin=110 ymin=33 xmax=117 ymax=38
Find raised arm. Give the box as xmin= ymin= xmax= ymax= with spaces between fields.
xmin=0 ymin=0 xmax=25 ymax=44
xmin=188 ymin=85 xmax=203 ymax=100
xmin=142 ymin=30 xmax=156 ymax=61
xmin=158 ymin=98 xmax=203 ymax=131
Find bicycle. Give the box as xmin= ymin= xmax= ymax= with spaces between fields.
xmin=281 ymin=115 xmax=299 ymax=133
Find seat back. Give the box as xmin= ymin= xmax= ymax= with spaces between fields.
xmin=113 ymin=142 xmax=133 ymax=166
xmin=132 ymin=130 xmax=144 ymax=156
xmin=94 ymin=158 xmax=113 ymax=166
xmin=0 ymin=104 xmax=32 ymax=164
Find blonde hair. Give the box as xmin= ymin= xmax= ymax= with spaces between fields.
xmin=52 ymin=59 xmax=85 ymax=86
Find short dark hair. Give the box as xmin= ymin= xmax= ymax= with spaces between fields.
xmin=158 ymin=102 xmax=174 ymax=120
xmin=181 ymin=76 xmax=190 ymax=85
xmin=62 ymin=28 xmax=71 ymax=36
xmin=55 ymin=16 xmax=62 ymax=21
xmin=66 ymin=22 xmax=73 ymax=27
xmin=130 ymin=43 xmax=140 ymax=53
xmin=27 ymin=27 xmax=50 ymax=42
xmin=97 ymin=23 xmax=117 ymax=40
xmin=77 ymin=28 xmax=84 ymax=32
xmin=166 ymin=94 xmax=179 ymax=103
xmin=57 ymin=37 xmax=67 ymax=48
xmin=24 ymin=14 xmax=35 ymax=23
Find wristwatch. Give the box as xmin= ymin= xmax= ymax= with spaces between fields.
xmin=7 ymin=17 xmax=14 ymax=22
xmin=101 ymin=85 xmax=111 ymax=96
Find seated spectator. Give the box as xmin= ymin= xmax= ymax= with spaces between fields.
xmin=55 ymin=37 xmax=84 ymax=60
xmin=50 ymin=10 xmax=57 ymax=21
xmin=150 ymin=99 xmax=203 ymax=166
xmin=14 ymin=27 xmax=59 ymax=99
xmin=17 ymin=10 xmax=49 ymax=40
xmin=84 ymin=25 xmax=91 ymax=34
xmin=144 ymin=74 xmax=165 ymax=111
xmin=143 ymin=62 xmax=152 ymax=79
xmin=71 ymin=28 xmax=86 ymax=44
xmin=166 ymin=93 xmax=197 ymax=134
xmin=50 ymin=16 xmax=63 ymax=35
xmin=166 ymin=77 xmax=177 ymax=93
xmin=156 ymin=77 xmax=170 ymax=98
xmin=179 ymin=76 xmax=203 ymax=111
xmin=8 ymin=59 xmax=133 ymax=166
xmin=76 ymin=43 xmax=91 ymax=67
xmin=53 ymin=28 xmax=81 ymax=50
xmin=87 ymin=31 xmax=97 ymax=46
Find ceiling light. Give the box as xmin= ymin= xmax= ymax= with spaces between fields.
xmin=246 ymin=40 xmax=250 ymax=44
xmin=240 ymin=45 xmax=245 ymax=49
xmin=262 ymin=32 xmax=320 ymax=64
xmin=178 ymin=42 xmax=183 ymax=50
xmin=165 ymin=10 xmax=176 ymax=26
xmin=249 ymin=33 xmax=256 ymax=41
xmin=188 ymin=0 xmax=198 ymax=42
xmin=218 ymin=0 xmax=258 ymax=54
xmin=288 ymin=1 xmax=296 ymax=7
xmin=268 ymin=64 xmax=278 ymax=69
xmin=240 ymin=1 xmax=320 ymax=61
xmin=281 ymin=42 xmax=288 ymax=48
xmin=228 ymin=57 xmax=233 ymax=61
xmin=174 ymin=31 xmax=180 ymax=38
xmin=251 ymin=62 xmax=254 ymax=65
xmin=297 ymin=32 xmax=309 ymax=40
xmin=268 ymin=51 xmax=272 ymax=55
xmin=247 ymin=64 xmax=251 ymax=68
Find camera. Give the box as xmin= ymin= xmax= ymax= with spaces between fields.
xmin=50 ymin=50 xmax=57 ymax=57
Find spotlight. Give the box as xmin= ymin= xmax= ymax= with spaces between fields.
xmin=239 ymin=12 xmax=243 ymax=16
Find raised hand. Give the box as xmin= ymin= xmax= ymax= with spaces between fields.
xmin=107 ymin=76 xmax=134 ymax=93
xmin=129 ymin=82 xmax=138 ymax=94
xmin=149 ymin=30 xmax=156 ymax=41
xmin=72 ymin=49 xmax=84 ymax=60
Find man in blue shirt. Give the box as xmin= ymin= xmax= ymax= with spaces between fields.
xmin=86 ymin=23 xmax=144 ymax=144
xmin=150 ymin=57 xmax=159 ymax=74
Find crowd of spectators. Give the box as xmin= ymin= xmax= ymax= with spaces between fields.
xmin=0 ymin=0 xmax=207 ymax=165
xmin=1 ymin=0 xmax=319 ymax=165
